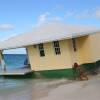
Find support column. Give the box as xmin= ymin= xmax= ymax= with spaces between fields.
xmin=0 ymin=50 xmax=6 ymax=71
xmin=25 ymin=48 xmax=31 ymax=69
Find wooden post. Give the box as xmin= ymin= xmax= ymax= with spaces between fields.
xmin=25 ymin=48 xmax=30 ymax=68
xmin=0 ymin=50 xmax=6 ymax=71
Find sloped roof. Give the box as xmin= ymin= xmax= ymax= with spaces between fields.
xmin=0 ymin=21 xmax=100 ymax=50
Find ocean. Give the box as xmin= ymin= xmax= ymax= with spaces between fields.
xmin=0 ymin=54 xmax=27 ymax=70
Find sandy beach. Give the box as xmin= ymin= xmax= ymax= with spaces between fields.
xmin=0 ymin=74 xmax=99 ymax=100
xmin=38 ymin=75 xmax=100 ymax=100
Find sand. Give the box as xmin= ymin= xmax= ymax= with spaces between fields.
xmin=0 ymin=74 xmax=100 ymax=100
xmin=38 ymin=75 xmax=100 ymax=100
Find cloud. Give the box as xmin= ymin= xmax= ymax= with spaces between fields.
xmin=0 ymin=24 xmax=14 ymax=31
xmin=65 ymin=10 xmax=92 ymax=19
xmin=95 ymin=8 xmax=100 ymax=18
xmin=36 ymin=12 xmax=62 ymax=27
xmin=34 ymin=7 xmax=100 ymax=28
xmin=65 ymin=8 xmax=100 ymax=19
xmin=37 ymin=12 xmax=50 ymax=26
xmin=34 ymin=8 xmax=100 ymax=28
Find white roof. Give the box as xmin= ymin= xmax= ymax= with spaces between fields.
xmin=0 ymin=21 xmax=100 ymax=50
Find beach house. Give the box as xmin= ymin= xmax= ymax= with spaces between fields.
xmin=0 ymin=21 xmax=100 ymax=78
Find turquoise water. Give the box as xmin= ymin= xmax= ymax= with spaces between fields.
xmin=0 ymin=54 xmax=27 ymax=69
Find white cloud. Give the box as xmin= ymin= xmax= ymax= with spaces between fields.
xmin=0 ymin=24 xmax=14 ymax=31
xmin=95 ymin=8 xmax=100 ymax=18
xmin=65 ymin=8 xmax=100 ymax=19
xmin=36 ymin=12 xmax=62 ymax=27
xmin=65 ymin=10 xmax=92 ymax=19
xmin=37 ymin=12 xmax=50 ymax=26
xmin=34 ymin=8 xmax=100 ymax=27
xmin=34 ymin=8 xmax=100 ymax=28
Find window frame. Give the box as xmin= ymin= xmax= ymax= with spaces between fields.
xmin=53 ymin=41 xmax=61 ymax=55
xmin=38 ymin=43 xmax=45 ymax=57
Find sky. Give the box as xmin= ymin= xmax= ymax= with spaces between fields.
xmin=0 ymin=0 xmax=100 ymax=54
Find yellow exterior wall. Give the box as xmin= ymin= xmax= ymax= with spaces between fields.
xmin=26 ymin=32 xmax=100 ymax=71
xmin=71 ymin=33 xmax=100 ymax=65
xmin=65 ymin=36 xmax=93 ymax=65
xmin=27 ymin=40 xmax=72 ymax=71
xmin=88 ymin=33 xmax=100 ymax=62
xmin=76 ymin=36 xmax=93 ymax=64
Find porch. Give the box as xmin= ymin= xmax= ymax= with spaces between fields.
xmin=0 ymin=48 xmax=33 ymax=76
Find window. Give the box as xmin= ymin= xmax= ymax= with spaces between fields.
xmin=38 ymin=43 xmax=45 ymax=57
xmin=53 ymin=41 xmax=61 ymax=55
